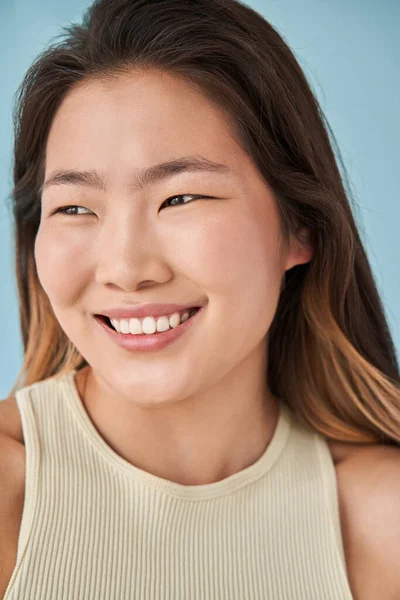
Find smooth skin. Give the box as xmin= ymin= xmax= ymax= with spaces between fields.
xmin=1 ymin=70 xmax=399 ymax=598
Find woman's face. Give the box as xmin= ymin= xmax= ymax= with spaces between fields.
xmin=35 ymin=70 xmax=312 ymax=405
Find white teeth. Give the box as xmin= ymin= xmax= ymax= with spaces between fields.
xmin=120 ymin=319 xmax=130 ymax=334
xmin=142 ymin=316 xmax=156 ymax=334
xmin=110 ymin=319 xmax=119 ymax=332
xmin=109 ymin=309 xmax=197 ymax=335
xmin=169 ymin=313 xmax=180 ymax=329
xmin=129 ymin=318 xmax=142 ymax=335
xmin=156 ymin=316 xmax=170 ymax=332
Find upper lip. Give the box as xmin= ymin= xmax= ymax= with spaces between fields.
xmin=95 ymin=303 xmax=202 ymax=320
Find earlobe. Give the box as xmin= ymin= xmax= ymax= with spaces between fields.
xmin=285 ymin=226 xmax=314 ymax=272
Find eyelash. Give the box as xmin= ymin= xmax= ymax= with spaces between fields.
xmin=51 ymin=194 xmax=210 ymax=216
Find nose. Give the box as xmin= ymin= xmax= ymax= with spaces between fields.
xmin=94 ymin=209 xmax=173 ymax=291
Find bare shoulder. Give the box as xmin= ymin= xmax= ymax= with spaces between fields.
xmin=0 ymin=396 xmax=25 ymax=597
xmin=0 ymin=395 xmax=24 ymax=443
xmin=327 ymin=440 xmax=400 ymax=600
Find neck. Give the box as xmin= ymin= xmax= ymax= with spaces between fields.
xmin=75 ymin=355 xmax=280 ymax=486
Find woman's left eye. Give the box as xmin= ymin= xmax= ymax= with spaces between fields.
xmin=160 ymin=194 xmax=209 ymax=209
xmin=52 ymin=205 xmax=91 ymax=216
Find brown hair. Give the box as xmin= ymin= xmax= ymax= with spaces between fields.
xmin=7 ymin=0 xmax=400 ymax=445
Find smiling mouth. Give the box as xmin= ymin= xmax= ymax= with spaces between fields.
xmin=95 ymin=307 xmax=200 ymax=335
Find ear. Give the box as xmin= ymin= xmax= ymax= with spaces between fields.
xmin=284 ymin=226 xmax=314 ymax=272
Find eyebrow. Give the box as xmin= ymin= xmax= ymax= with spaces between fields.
xmin=39 ymin=155 xmax=232 ymax=195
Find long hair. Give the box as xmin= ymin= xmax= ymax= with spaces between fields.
xmin=7 ymin=0 xmax=400 ymax=445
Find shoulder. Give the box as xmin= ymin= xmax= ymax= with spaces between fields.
xmin=0 ymin=394 xmax=25 ymax=506
xmin=0 ymin=396 xmax=25 ymax=596
xmin=0 ymin=394 xmax=24 ymax=443
xmin=0 ymin=394 xmax=25 ymax=502
xmin=328 ymin=440 xmax=400 ymax=600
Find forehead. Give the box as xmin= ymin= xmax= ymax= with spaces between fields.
xmin=44 ymin=70 xmax=257 ymax=185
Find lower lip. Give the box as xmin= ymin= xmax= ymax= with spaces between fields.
xmin=93 ymin=307 xmax=204 ymax=352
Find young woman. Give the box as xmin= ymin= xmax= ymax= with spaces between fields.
xmin=1 ymin=0 xmax=399 ymax=598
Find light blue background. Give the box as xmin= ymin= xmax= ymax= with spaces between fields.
xmin=0 ymin=0 xmax=399 ymax=397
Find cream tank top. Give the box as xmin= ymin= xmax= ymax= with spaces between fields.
xmin=4 ymin=369 xmax=354 ymax=599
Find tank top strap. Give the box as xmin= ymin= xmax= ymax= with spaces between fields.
xmin=281 ymin=407 xmax=349 ymax=577
xmin=314 ymin=432 xmax=348 ymax=567
xmin=13 ymin=383 xmax=41 ymax=565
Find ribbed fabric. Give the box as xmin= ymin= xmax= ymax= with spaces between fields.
xmin=4 ymin=369 xmax=354 ymax=599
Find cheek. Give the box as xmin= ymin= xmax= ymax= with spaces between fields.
xmin=34 ymin=227 xmax=89 ymax=306
xmin=174 ymin=209 xmax=284 ymax=365
xmin=172 ymin=209 xmax=283 ymax=297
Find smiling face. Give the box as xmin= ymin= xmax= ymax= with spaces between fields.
xmin=35 ymin=69 xmax=312 ymax=405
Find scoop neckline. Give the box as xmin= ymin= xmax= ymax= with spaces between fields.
xmin=62 ymin=368 xmax=293 ymax=500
